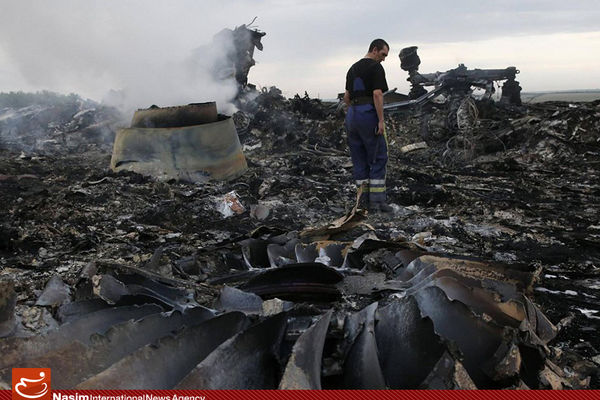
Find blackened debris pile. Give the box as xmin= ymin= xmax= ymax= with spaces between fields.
xmin=0 ymin=91 xmax=123 ymax=155
xmin=235 ymin=87 xmax=346 ymax=153
xmin=0 ymin=90 xmax=599 ymax=389
xmin=0 ymin=230 xmax=583 ymax=389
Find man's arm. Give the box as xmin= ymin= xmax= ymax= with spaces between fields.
xmin=373 ymin=89 xmax=384 ymax=134
xmin=343 ymin=90 xmax=351 ymax=106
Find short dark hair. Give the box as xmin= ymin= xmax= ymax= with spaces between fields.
xmin=369 ymin=39 xmax=389 ymax=52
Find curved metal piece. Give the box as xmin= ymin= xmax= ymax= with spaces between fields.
xmin=130 ymin=103 xmax=218 ymax=128
xmin=176 ymin=313 xmax=288 ymax=389
xmin=35 ymin=275 xmax=71 ymax=307
xmin=267 ymin=241 xmax=298 ymax=268
xmin=375 ymin=297 xmax=445 ymax=388
xmin=1 ymin=307 xmax=215 ymax=389
xmin=279 ymin=310 xmax=333 ymax=389
xmin=413 ymin=286 xmax=505 ymax=387
xmin=77 ymin=312 xmax=248 ymax=389
xmin=240 ymin=263 xmax=343 ymax=302
xmin=214 ymin=286 xmax=263 ymax=314
xmin=0 ymin=304 xmax=162 ymax=370
xmin=341 ymin=302 xmax=385 ymax=389
xmin=295 ymin=243 xmax=318 ymax=263
xmin=318 ymin=243 xmax=346 ymax=267
xmin=57 ymin=299 xmax=110 ymax=324
xmin=111 ymin=115 xmax=247 ymax=182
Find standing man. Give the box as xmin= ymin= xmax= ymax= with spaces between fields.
xmin=344 ymin=39 xmax=393 ymax=213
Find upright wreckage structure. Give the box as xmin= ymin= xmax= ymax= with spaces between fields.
xmin=385 ymin=46 xmax=522 ymax=132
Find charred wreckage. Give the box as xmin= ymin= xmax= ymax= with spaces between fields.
xmin=0 ymin=25 xmax=599 ymax=390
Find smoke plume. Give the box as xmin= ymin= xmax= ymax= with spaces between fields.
xmin=0 ymin=1 xmax=242 ymax=115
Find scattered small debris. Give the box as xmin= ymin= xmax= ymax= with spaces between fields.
xmin=216 ymin=190 xmax=246 ymax=217
xmin=401 ymin=141 xmax=428 ymax=153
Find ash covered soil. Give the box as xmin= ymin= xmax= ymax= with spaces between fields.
xmin=1 ymin=90 xmax=600 ymax=386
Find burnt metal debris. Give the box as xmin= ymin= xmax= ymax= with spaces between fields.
xmin=0 ymin=226 xmax=595 ymax=389
xmin=213 ymin=21 xmax=266 ymax=93
xmin=397 ymin=46 xmax=521 ymax=105
xmin=111 ymin=102 xmax=248 ymax=182
xmin=386 ymin=46 xmax=523 ymax=135
xmin=1 ymin=63 xmax=600 ymax=389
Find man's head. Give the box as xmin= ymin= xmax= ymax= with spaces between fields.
xmin=368 ymin=39 xmax=389 ymax=62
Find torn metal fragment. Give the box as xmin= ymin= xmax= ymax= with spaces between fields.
xmin=295 ymin=243 xmax=318 ymax=263
xmin=407 ymin=255 xmax=539 ymax=293
xmin=413 ymin=286 xmax=505 ymax=387
xmin=539 ymin=361 xmax=568 ymax=390
xmin=375 ymin=297 xmax=445 ymax=388
xmin=0 ymin=304 xmax=162 ymax=370
xmin=343 ymin=238 xmax=411 ymax=270
xmin=267 ymin=239 xmax=299 ymax=268
xmin=316 ymin=242 xmax=347 ymax=267
xmin=111 ymin=109 xmax=247 ymax=182
xmin=116 ymin=273 xmax=198 ymax=311
xmin=404 ymin=272 xmax=525 ymax=328
xmin=176 ymin=313 xmax=287 ymax=389
xmin=419 ymin=351 xmax=478 ymax=389
xmin=77 ymin=311 xmax=247 ymax=389
xmin=93 ymin=273 xmax=197 ymax=311
xmin=399 ymin=255 xmax=556 ymax=345
xmin=523 ymin=296 xmax=558 ymax=344
xmin=93 ymin=274 xmax=128 ymax=305
xmin=300 ymin=205 xmax=368 ymax=240
xmin=214 ymin=286 xmax=263 ymax=314
xmin=280 ymin=310 xmax=333 ymax=389
xmin=342 ymin=302 xmax=385 ymax=389
xmin=0 ymin=307 xmax=214 ymax=389
xmin=482 ymin=340 xmax=522 ymax=381
xmin=36 ymin=275 xmax=71 ymax=307
xmin=57 ymin=299 xmax=109 ymax=323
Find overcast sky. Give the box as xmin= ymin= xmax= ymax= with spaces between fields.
xmin=0 ymin=0 xmax=599 ymax=109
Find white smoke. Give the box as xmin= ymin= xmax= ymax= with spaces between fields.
xmin=0 ymin=1 xmax=244 ymax=115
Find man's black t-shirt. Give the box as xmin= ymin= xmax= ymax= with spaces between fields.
xmin=345 ymin=58 xmax=388 ymax=100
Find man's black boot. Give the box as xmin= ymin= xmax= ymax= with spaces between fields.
xmin=369 ymin=202 xmax=394 ymax=213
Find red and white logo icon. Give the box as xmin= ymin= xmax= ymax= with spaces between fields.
xmin=12 ymin=368 xmax=51 ymax=400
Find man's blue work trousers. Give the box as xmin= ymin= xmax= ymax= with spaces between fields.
xmin=345 ymin=104 xmax=388 ymax=204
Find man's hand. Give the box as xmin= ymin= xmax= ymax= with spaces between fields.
xmin=376 ymin=120 xmax=385 ymax=135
